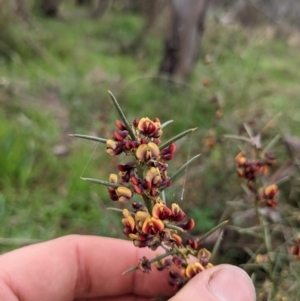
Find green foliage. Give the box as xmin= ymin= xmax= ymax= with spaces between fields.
xmin=97 ymin=13 xmax=144 ymax=45
xmin=0 ymin=114 xmax=35 ymax=188
xmin=0 ymin=1 xmax=19 ymax=61
xmin=0 ymin=88 xmax=120 ymax=248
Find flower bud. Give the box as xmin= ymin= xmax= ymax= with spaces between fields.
xmin=130 ymin=176 xmax=140 ymax=185
xmin=146 ymin=167 xmax=162 ymax=188
xmin=142 ymin=217 xmax=164 ymax=234
xmin=235 ymin=152 xmax=246 ymax=166
xmin=161 ymin=143 xmax=176 ymax=161
xmin=132 ymin=202 xmax=144 ymax=210
xmin=138 ymin=117 xmax=158 ymax=136
xmin=178 ymin=218 xmax=195 ymax=230
xmin=115 ymin=119 xmax=127 ymax=130
xmin=171 ymin=203 xmax=186 ymax=221
xmin=260 ymin=184 xmax=278 ymax=208
xmin=197 ymin=248 xmax=211 ymax=266
xmin=185 ymin=262 xmax=205 ymax=278
xmin=107 ymin=174 xmax=119 ymax=201
xmin=125 ymin=140 xmax=139 ymax=150
xmin=106 ymin=139 xmax=122 ymax=156
xmin=264 ymin=184 xmax=278 ymax=198
xmin=134 ymin=185 xmax=143 ymax=195
xmin=152 ymin=202 xmax=172 ymax=220
xmin=135 ymin=211 xmax=151 ymax=232
xmin=160 ymin=179 xmax=172 ymax=188
xmin=133 ymin=118 xmax=139 ymax=127
xmin=187 ymin=239 xmax=198 ymax=249
xmin=136 ymin=142 xmax=160 ymax=161
xmin=107 ymin=188 xmax=118 ymax=201
xmin=113 ymin=130 xmax=128 ymax=141
xmin=122 ymin=209 xmax=135 ymax=232
xmin=109 ymin=173 xmax=118 ymax=183
xmin=171 ymin=233 xmax=182 ymax=246
xmin=116 ymin=186 xmax=133 ymax=203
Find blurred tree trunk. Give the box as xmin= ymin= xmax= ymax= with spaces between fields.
xmin=124 ymin=0 xmax=169 ymax=52
xmin=39 ymin=0 xmax=61 ymax=17
xmin=159 ymin=0 xmax=209 ymax=78
xmin=92 ymin=0 xmax=110 ymax=18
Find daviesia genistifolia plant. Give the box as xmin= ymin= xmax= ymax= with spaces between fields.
xmin=71 ymin=91 xmax=227 ymax=290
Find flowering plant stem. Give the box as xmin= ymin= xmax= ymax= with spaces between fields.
xmin=80 ymin=177 xmax=121 ymax=188
xmin=73 ymin=91 xmax=223 ymax=291
xmin=69 ymin=134 xmax=107 ymax=143
xmin=196 ymin=220 xmax=228 ymax=244
xmin=255 ymin=202 xmax=277 ymax=301
xmin=123 ymin=250 xmax=178 ymax=274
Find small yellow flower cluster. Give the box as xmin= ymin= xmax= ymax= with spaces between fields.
xmin=121 ymin=200 xmax=194 ymax=250
xmin=106 ymin=117 xmax=194 ymax=249
xmin=156 ymin=248 xmax=213 ymax=289
xmin=258 ymin=184 xmax=278 ymax=208
xmin=106 ymin=117 xmax=163 ymax=157
xmin=235 ymin=151 xmax=278 ymax=208
xmin=104 ymin=116 xmax=211 ymax=290
xmin=235 ymin=151 xmax=275 ymax=190
xmin=106 ymin=117 xmax=175 ymax=203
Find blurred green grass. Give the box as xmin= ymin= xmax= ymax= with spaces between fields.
xmin=0 ymin=2 xmax=300 ymax=252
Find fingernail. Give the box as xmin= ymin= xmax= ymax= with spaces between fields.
xmin=209 ymin=265 xmax=255 ymax=301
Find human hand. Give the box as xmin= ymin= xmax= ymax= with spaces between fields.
xmin=0 ymin=235 xmax=255 ymax=301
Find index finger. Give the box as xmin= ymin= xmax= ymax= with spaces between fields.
xmin=0 ymin=235 xmax=175 ymax=300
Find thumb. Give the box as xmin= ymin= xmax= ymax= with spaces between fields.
xmin=169 ymin=264 xmax=256 ymax=301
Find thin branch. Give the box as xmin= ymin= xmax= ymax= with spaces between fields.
xmin=81 ymin=177 xmax=120 ymax=188
xmin=69 ymin=134 xmax=107 ymax=144
xmin=108 ymin=91 xmax=136 ymax=141
xmin=123 ymin=250 xmax=177 ymax=274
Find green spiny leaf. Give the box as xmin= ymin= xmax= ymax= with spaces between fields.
xmin=211 ymin=230 xmax=223 ymax=261
xmin=108 ymin=91 xmax=136 ymax=140
xmin=159 ymin=127 xmax=197 ymax=150
xmin=167 ymin=154 xmax=201 ymax=185
xmin=263 ymin=134 xmax=281 ymax=153
xmin=161 ymin=120 xmax=174 ymax=129
xmin=69 ymin=134 xmax=107 ymax=143
xmin=196 ymin=220 xmax=228 ymax=244
xmin=81 ymin=177 xmax=120 ymax=188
